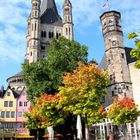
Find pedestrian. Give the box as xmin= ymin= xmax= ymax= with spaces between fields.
xmin=106 ymin=131 xmax=115 ymax=140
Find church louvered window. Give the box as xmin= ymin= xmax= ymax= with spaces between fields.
xmin=41 ymin=31 xmax=46 ymax=38
xmin=49 ymin=32 xmax=54 ymax=38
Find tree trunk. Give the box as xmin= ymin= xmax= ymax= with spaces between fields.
xmin=85 ymin=123 xmax=90 ymax=140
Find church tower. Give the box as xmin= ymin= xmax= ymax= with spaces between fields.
xmin=26 ymin=0 xmax=74 ymax=63
xmin=100 ymin=11 xmax=133 ymax=104
xmin=26 ymin=0 xmax=41 ymax=63
xmin=63 ymin=0 xmax=74 ymax=40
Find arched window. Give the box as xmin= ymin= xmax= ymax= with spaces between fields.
xmin=69 ymin=27 xmax=71 ymax=34
xmin=35 ymin=23 xmax=37 ymax=31
xmin=49 ymin=32 xmax=51 ymax=38
xmin=41 ymin=31 xmax=46 ymax=38
xmin=44 ymin=31 xmax=46 ymax=38
xmin=66 ymin=28 xmax=68 ymax=35
xmin=49 ymin=32 xmax=54 ymax=38
xmin=51 ymin=32 xmax=54 ymax=38
xmin=30 ymin=51 xmax=32 ymax=56
xmin=32 ymin=24 xmax=33 ymax=31
xmin=56 ymin=32 xmax=59 ymax=39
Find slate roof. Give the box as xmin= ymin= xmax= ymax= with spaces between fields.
xmin=40 ymin=0 xmax=62 ymax=26
xmin=99 ymin=47 xmax=137 ymax=70
xmin=124 ymin=47 xmax=137 ymax=64
xmin=0 ymin=87 xmax=6 ymax=98
xmin=98 ymin=54 xmax=108 ymax=70
xmin=7 ymin=71 xmax=22 ymax=81
xmin=63 ymin=0 xmax=72 ymax=6
xmin=12 ymin=89 xmax=21 ymax=98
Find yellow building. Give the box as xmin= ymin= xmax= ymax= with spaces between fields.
xmin=0 ymin=86 xmax=19 ymax=138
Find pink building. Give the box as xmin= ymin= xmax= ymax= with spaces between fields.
xmin=16 ymin=88 xmax=31 ymax=134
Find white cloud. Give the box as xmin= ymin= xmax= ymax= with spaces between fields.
xmin=0 ymin=0 xmax=30 ymax=63
xmin=0 ymin=0 xmax=140 ymax=63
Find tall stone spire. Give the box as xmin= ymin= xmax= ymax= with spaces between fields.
xmin=63 ymin=0 xmax=74 ymax=40
xmin=26 ymin=0 xmax=41 ymax=63
xmin=40 ymin=0 xmax=59 ymax=15
xmin=100 ymin=11 xmax=133 ymax=105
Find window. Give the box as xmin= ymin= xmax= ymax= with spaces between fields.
xmin=11 ymin=111 xmax=15 ymax=118
xmin=109 ymin=20 xmax=113 ymax=24
xmin=19 ymin=101 xmax=23 ymax=107
xmin=32 ymin=24 xmax=33 ymax=31
xmin=56 ymin=32 xmax=59 ymax=39
xmin=49 ymin=32 xmax=54 ymax=38
xmin=4 ymin=101 xmax=8 ymax=107
xmin=110 ymin=75 xmax=113 ymax=81
xmin=41 ymin=31 xmax=46 ymax=38
xmin=6 ymin=111 xmax=10 ymax=118
xmin=121 ymin=53 xmax=124 ymax=58
xmin=30 ymin=51 xmax=32 ymax=56
xmin=66 ymin=28 xmax=68 ymax=35
xmin=7 ymin=92 xmax=10 ymax=96
xmin=108 ymin=59 xmax=111 ymax=65
xmin=126 ymin=86 xmax=129 ymax=90
xmin=17 ymin=123 xmax=22 ymax=128
xmin=35 ymin=23 xmax=37 ymax=31
xmin=24 ymin=102 xmax=28 ymax=107
xmin=18 ymin=112 xmax=22 ymax=117
xmin=23 ymin=123 xmax=26 ymax=128
xmin=112 ymin=91 xmax=115 ymax=97
xmin=9 ymin=101 xmax=13 ymax=107
xmin=118 ymin=87 xmax=122 ymax=93
xmin=1 ymin=123 xmax=5 ymax=128
xmin=1 ymin=111 xmax=5 ymax=118
xmin=41 ymin=45 xmax=45 ymax=50
xmin=69 ymin=27 xmax=71 ymax=34
xmin=23 ymin=92 xmax=26 ymax=96
xmin=112 ymin=40 xmax=116 ymax=46
xmin=35 ymin=11 xmax=37 ymax=16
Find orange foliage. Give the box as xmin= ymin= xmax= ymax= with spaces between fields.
xmin=99 ymin=106 xmax=107 ymax=116
xmin=114 ymin=96 xmax=135 ymax=110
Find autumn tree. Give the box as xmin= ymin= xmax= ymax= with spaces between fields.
xmin=57 ymin=62 xmax=109 ymax=140
xmin=23 ymin=37 xmax=88 ymax=101
xmin=107 ymin=96 xmax=140 ymax=125
xmin=128 ymin=31 xmax=140 ymax=68
xmin=25 ymin=94 xmax=66 ymax=130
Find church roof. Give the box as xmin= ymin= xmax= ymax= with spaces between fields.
xmin=63 ymin=0 xmax=72 ymax=7
xmin=99 ymin=47 xmax=137 ymax=70
xmin=40 ymin=0 xmax=62 ymax=26
xmin=7 ymin=72 xmax=22 ymax=82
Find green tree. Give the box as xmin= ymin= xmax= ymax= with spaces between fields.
xmin=107 ymin=96 xmax=140 ymax=125
xmin=128 ymin=31 xmax=140 ymax=68
xmin=57 ymin=62 xmax=109 ymax=140
xmin=23 ymin=37 xmax=88 ymax=100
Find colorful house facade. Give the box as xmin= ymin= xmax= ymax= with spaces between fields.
xmin=0 ymin=86 xmax=32 ymax=139
xmin=16 ymin=88 xmax=31 ymax=135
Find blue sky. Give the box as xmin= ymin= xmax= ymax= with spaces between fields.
xmin=0 ymin=0 xmax=140 ymax=88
